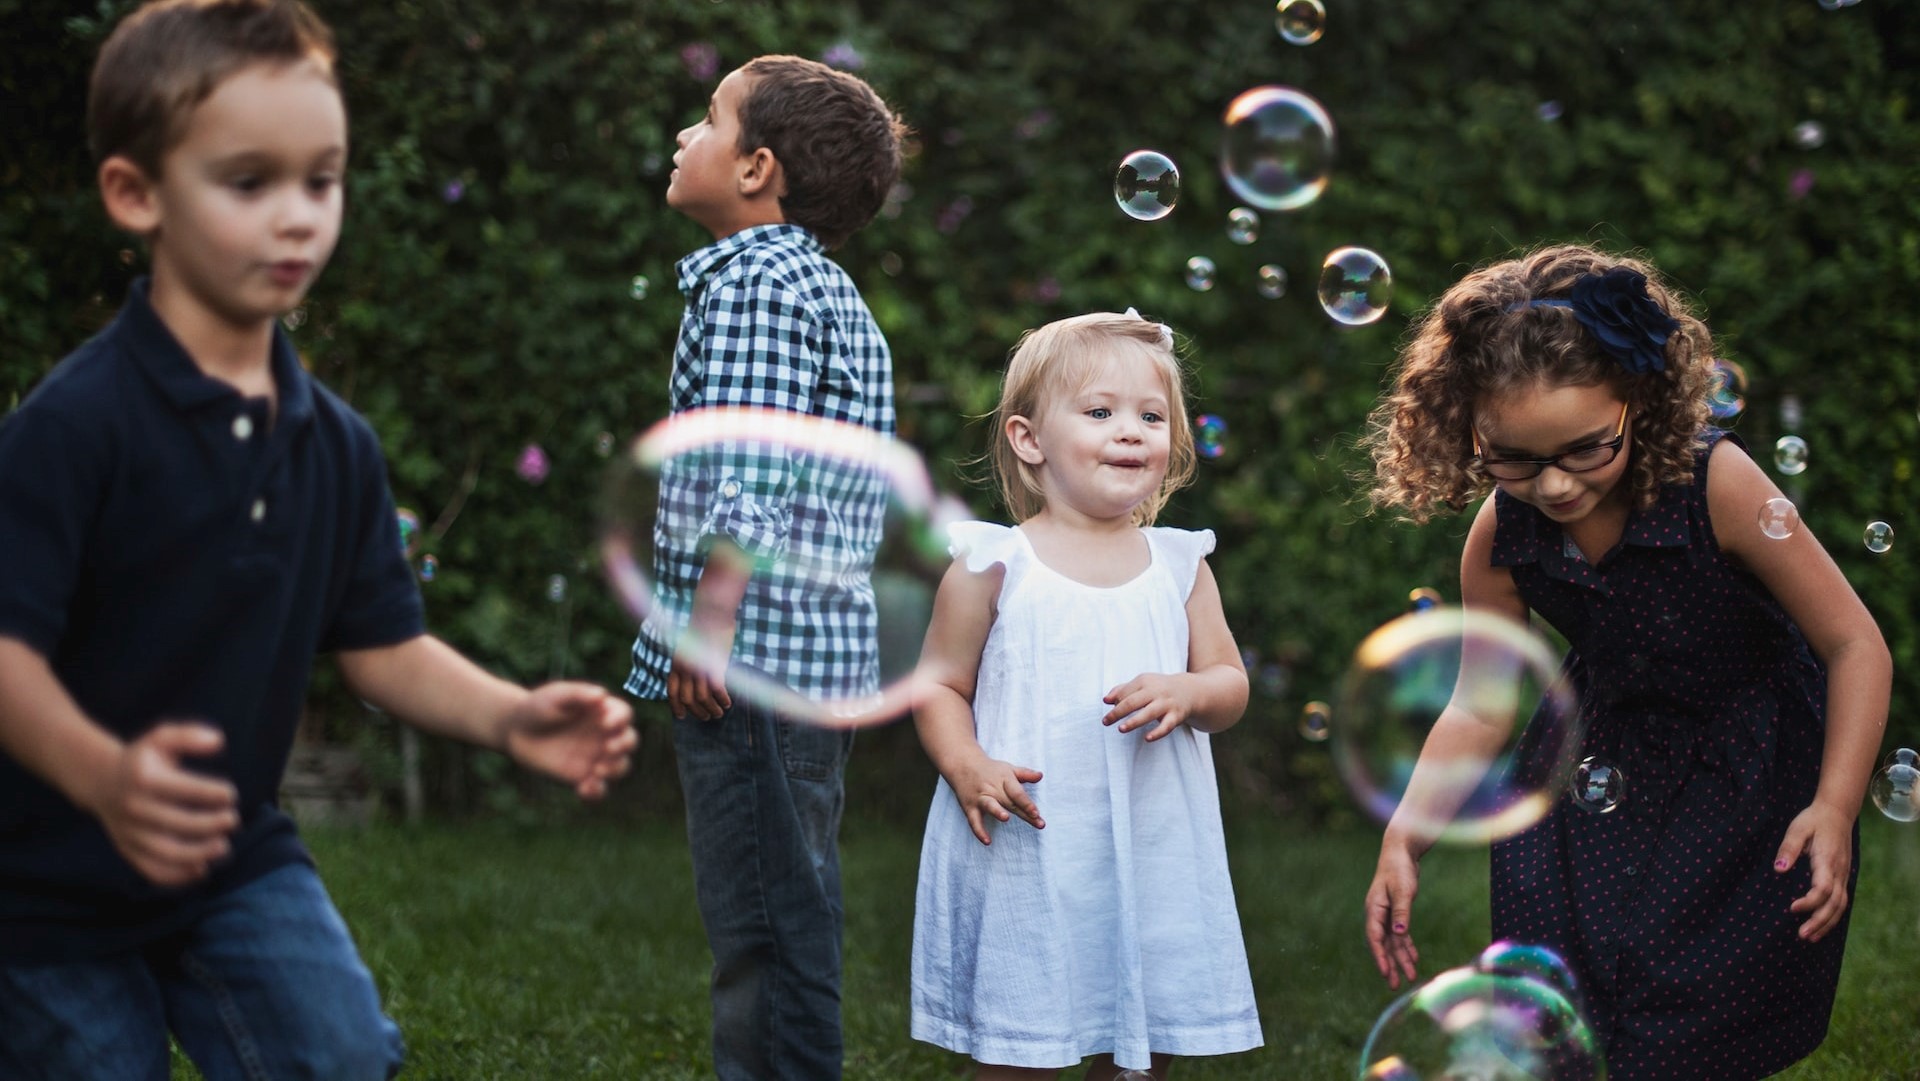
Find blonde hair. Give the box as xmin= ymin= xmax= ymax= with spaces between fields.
xmin=1361 ymin=243 xmax=1716 ymax=524
xmin=988 ymin=311 xmax=1197 ymax=526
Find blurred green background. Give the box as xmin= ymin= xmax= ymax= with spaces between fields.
xmin=2 ymin=0 xmax=1915 ymax=829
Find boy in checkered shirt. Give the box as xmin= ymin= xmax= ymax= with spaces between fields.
xmin=622 ymin=55 xmax=906 ymax=1080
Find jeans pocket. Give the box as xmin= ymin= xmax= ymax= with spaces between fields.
xmin=775 ymin=720 xmax=850 ymax=782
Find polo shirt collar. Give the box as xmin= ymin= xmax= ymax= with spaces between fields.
xmin=675 ymin=223 xmax=821 ymax=297
xmin=120 ymin=277 xmax=313 ymax=426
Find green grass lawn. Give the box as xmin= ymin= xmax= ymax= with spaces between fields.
xmin=179 ymin=815 xmax=1920 ymax=1079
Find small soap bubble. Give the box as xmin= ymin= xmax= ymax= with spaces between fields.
xmin=1256 ymin=263 xmax=1288 ymax=299
xmin=1221 ymin=86 xmax=1334 ymax=212
xmin=282 ymin=307 xmax=307 ymax=331
xmin=1706 ymin=359 xmax=1748 ymax=420
xmin=419 ymin=554 xmax=439 ymax=582
xmin=1114 ymin=150 xmax=1180 ymax=221
xmin=595 ymin=431 xmax=616 ymax=458
xmin=1773 ymin=435 xmax=1809 ymax=476
xmin=1226 ymin=207 xmax=1260 ymax=245
xmin=546 ymin=574 xmax=568 ymax=604
xmin=1758 ymin=497 xmax=1800 ymax=540
xmin=629 ymin=275 xmax=650 ymax=301
xmin=516 ymin=443 xmax=550 ymax=485
xmin=1275 ymin=0 xmax=1325 ymax=45
xmin=1863 ymin=520 xmax=1894 ymax=554
xmin=1794 ymin=121 xmax=1826 ymax=149
xmin=1780 ymin=394 xmax=1804 ymax=431
xmin=1194 ymin=413 xmax=1228 ymax=458
xmin=395 ymin=507 xmax=422 ymax=557
xmin=1475 ymin=940 xmax=1585 ymax=1011
xmin=1318 ymin=247 xmax=1393 ymax=326
xmin=1871 ymin=749 xmax=1919 ymax=823
xmin=1537 ymin=100 xmax=1564 ymax=122
xmin=1185 ymin=256 xmax=1217 ymax=292
xmin=1407 ymin=587 xmax=1443 ymax=612
xmin=1570 ymin=756 xmax=1625 ymax=813
xmin=1300 ymin=700 xmax=1332 ymax=742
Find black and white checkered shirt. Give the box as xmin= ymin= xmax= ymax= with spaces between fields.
xmin=625 ymin=224 xmax=896 ymax=705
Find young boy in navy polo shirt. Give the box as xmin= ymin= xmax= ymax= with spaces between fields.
xmin=622 ymin=55 xmax=905 ymax=1080
xmin=0 ymin=3 xmax=635 ymax=1077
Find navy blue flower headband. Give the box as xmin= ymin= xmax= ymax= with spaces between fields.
xmin=1508 ymin=267 xmax=1680 ymax=374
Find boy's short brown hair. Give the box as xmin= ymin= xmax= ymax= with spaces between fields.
xmin=736 ymin=55 xmax=907 ymax=251
xmin=88 ymin=0 xmax=338 ymax=177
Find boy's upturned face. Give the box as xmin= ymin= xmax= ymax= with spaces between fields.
xmin=147 ymin=58 xmax=346 ymax=330
xmin=667 ymin=69 xmax=753 ymax=233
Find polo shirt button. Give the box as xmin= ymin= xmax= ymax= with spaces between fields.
xmin=232 ymin=415 xmax=253 ymax=441
xmin=250 ymin=498 xmax=266 ymax=523
xmin=719 ymin=479 xmax=741 ymax=499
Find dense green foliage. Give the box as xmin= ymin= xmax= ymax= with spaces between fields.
xmin=163 ymin=818 xmax=1920 ymax=1077
xmin=4 ymin=0 xmax=1916 ymax=818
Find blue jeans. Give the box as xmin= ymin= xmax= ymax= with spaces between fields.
xmin=674 ymin=689 xmax=854 ymax=1081
xmin=0 ymin=862 xmax=402 ymax=1081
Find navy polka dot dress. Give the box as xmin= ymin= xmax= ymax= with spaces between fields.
xmin=1488 ymin=430 xmax=1854 ymax=1080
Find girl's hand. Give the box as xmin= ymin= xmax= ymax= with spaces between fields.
xmin=1102 ymin=673 xmax=1199 ymax=741
xmin=945 ymin=755 xmax=1044 ymax=845
xmin=1365 ymin=835 xmax=1424 ymax=988
xmin=1775 ymin=801 xmax=1855 ymax=941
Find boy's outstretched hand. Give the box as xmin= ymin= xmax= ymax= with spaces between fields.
xmin=92 ymin=722 xmax=240 ymax=888
xmin=502 ymin=683 xmax=637 ymax=800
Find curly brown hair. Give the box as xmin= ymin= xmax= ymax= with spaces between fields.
xmin=1360 ymin=244 xmax=1716 ymax=523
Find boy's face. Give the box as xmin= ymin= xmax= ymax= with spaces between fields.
xmin=143 ymin=58 xmax=346 ymax=330
xmin=667 ymin=69 xmax=755 ymax=234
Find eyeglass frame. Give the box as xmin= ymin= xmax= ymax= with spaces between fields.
xmin=1470 ymin=401 xmax=1630 ymax=481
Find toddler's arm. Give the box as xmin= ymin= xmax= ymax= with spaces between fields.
xmin=1102 ymin=558 xmax=1249 ymax=740
xmin=913 ymin=558 xmax=1043 ymax=845
xmin=0 ymin=637 xmax=239 ymax=887
xmin=338 ymin=635 xmax=636 ymax=800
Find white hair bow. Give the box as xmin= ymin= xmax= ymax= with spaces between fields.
xmin=1123 ymin=307 xmax=1175 ymax=348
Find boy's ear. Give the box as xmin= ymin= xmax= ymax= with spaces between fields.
xmin=99 ymin=155 xmax=161 ymax=236
xmin=1006 ymin=415 xmax=1045 ymax=466
xmin=737 ymin=147 xmax=786 ymax=199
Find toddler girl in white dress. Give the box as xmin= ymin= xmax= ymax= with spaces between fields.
xmin=911 ymin=311 xmax=1263 ymax=1080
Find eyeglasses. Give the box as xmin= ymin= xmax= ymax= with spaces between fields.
xmin=1471 ymin=402 xmax=1629 ymax=481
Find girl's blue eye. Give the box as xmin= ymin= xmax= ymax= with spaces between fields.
xmin=1088 ymin=407 xmax=1112 ymax=419
xmin=1142 ymin=411 xmax=1164 ymax=424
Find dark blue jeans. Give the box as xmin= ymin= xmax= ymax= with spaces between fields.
xmin=674 ymin=690 xmax=853 ymax=1081
xmin=0 ymin=861 xmax=403 ymax=1081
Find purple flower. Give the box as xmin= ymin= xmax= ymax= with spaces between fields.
xmin=821 ymin=42 xmax=865 ymax=70
xmin=1567 ymin=268 xmax=1680 ymax=374
xmin=516 ymin=444 xmax=550 ymax=485
xmin=680 ymin=42 xmax=719 ymax=82
xmin=1788 ymin=168 xmax=1816 ymax=200
xmin=1035 ymin=276 xmax=1061 ymax=303
xmin=935 ymin=195 xmax=974 ymax=235
xmin=441 ymin=179 xmax=465 ymax=204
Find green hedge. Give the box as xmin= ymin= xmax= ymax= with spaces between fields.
xmin=4 ymin=0 xmax=1915 ymax=822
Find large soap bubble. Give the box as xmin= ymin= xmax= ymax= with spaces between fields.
xmin=1220 ymin=86 xmax=1334 ymax=212
xmin=1360 ymin=965 xmax=1606 ymax=1081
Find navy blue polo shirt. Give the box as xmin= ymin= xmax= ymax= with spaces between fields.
xmin=0 ymin=279 xmax=423 ymax=961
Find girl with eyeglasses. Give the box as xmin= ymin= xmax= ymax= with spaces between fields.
xmin=1355 ymin=243 xmax=1889 ymax=1079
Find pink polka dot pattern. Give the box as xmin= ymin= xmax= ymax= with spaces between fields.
xmin=1486 ymin=430 xmax=1853 ymax=1080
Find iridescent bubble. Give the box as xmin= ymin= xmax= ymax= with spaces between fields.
xmin=1871 ymin=749 xmax=1919 ymax=823
xmin=1114 ymin=150 xmax=1180 ymax=221
xmin=1794 ymin=121 xmax=1826 ymax=150
xmin=1194 ymin=413 xmax=1228 ymax=458
xmin=282 ymin=307 xmax=307 ymax=331
xmin=600 ymin=408 xmax=966 ymax=729
xmin=629 ymin=275 xmax=650 ymax=301
xmin=1299 ymin=700 xmax=1332 ymax=742
xmin=1226 ymin=207 xmax=1260 ymax=245
xmin=1185 ymin=256 xmax=1217 ymax=292
xmin=1774 ymin=435 xmax=1809 ymax=476
xmin=1407 ymin=587 xmax=1443 ymax=613
xmin=1332 ymin=606 xmax=1581 ymax=845
xmin=516 ymin=443 xmax=550 ymax=485
xmin=1274 ymin=0 xmax=1325 ymax=45
xmin=546 ymin=574 xmax=568 ymax=604
xmin=1758 ymin=497 xmax=1800 ymax=540
xmin=419 ymin=554 xmax=439 ymax=582
xmin=395 ymin=507 xmax=422 ymax=558
xmin=1475 ymin=941 xmax=1585 ymax=1012
xmin=1361 ymin=966 xmax=1606 ymax=1081
xmin=1569 ymin=756 xmax=1625 ymax=813
xmin=1706 ymin=359 xmax=1748 ymax=420
xmin=595 ymin=431 xmax=616 ymax=458
xmin=1864 ymin=520 xmax=1893 ymax=554
xmin=1537 ymin=100 xmax=1564 ymax=122
xmin=1220 ymin=86 xmax=1334 ymax=212
xmin=1318 ymin=247 xmax=1393 ymax=326
xmin=1256 ymin=264 xmax=1288 ymax=300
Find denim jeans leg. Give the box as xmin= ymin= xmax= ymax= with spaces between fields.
xmin=0 ymin=951 xmax=171 ymax=1081
xmin=157 ymin=862 xmax=405 ymax=1081
xmin=674 ymin=691 xmax=853 ymax=1081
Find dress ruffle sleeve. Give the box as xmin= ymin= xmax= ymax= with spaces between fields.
xmin=1147 ymin=527 xmax=1217 ymax=598
xmin=947 ymin=520 xmax=1023 ymax=574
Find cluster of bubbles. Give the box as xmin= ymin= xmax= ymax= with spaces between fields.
xmin=1569 ymin=755 xmax=1625 ymax=814
xmin=1871 ymin=748 xmax=1919 ymax=823
xmin=1361 ymin=940 xmax=1605 ymax=1081
xmin=1331 ymin=605 xmax=1580 ymax=845
xmin=1194 ymin=413 xmax=1228 ymax=459
xmin=1275 ymin=0 xmax=1325 ymax=45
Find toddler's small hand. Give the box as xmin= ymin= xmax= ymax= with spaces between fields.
xmin=1102 ymin=673 xmax=1194 ymax=742
xmin=948 ymin=756 xmax=1044 ymax=845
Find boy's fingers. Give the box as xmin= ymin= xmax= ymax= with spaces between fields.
xmin=141 ymin=758 xmax=238 ymax=810
xmin=149 ymin=721 xmax=224 ymax=757
xmin=130 ymin=799 xmax=238 ymax=839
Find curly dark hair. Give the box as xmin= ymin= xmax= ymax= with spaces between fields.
xmin=1360 ymin=244 xmax=1716 ymax=524
xmin=735 ymin=56 xmax=907 ymax=251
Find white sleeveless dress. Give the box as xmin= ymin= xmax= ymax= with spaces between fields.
xmin=910 ymin=522 xmax=1262 ymax=1070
